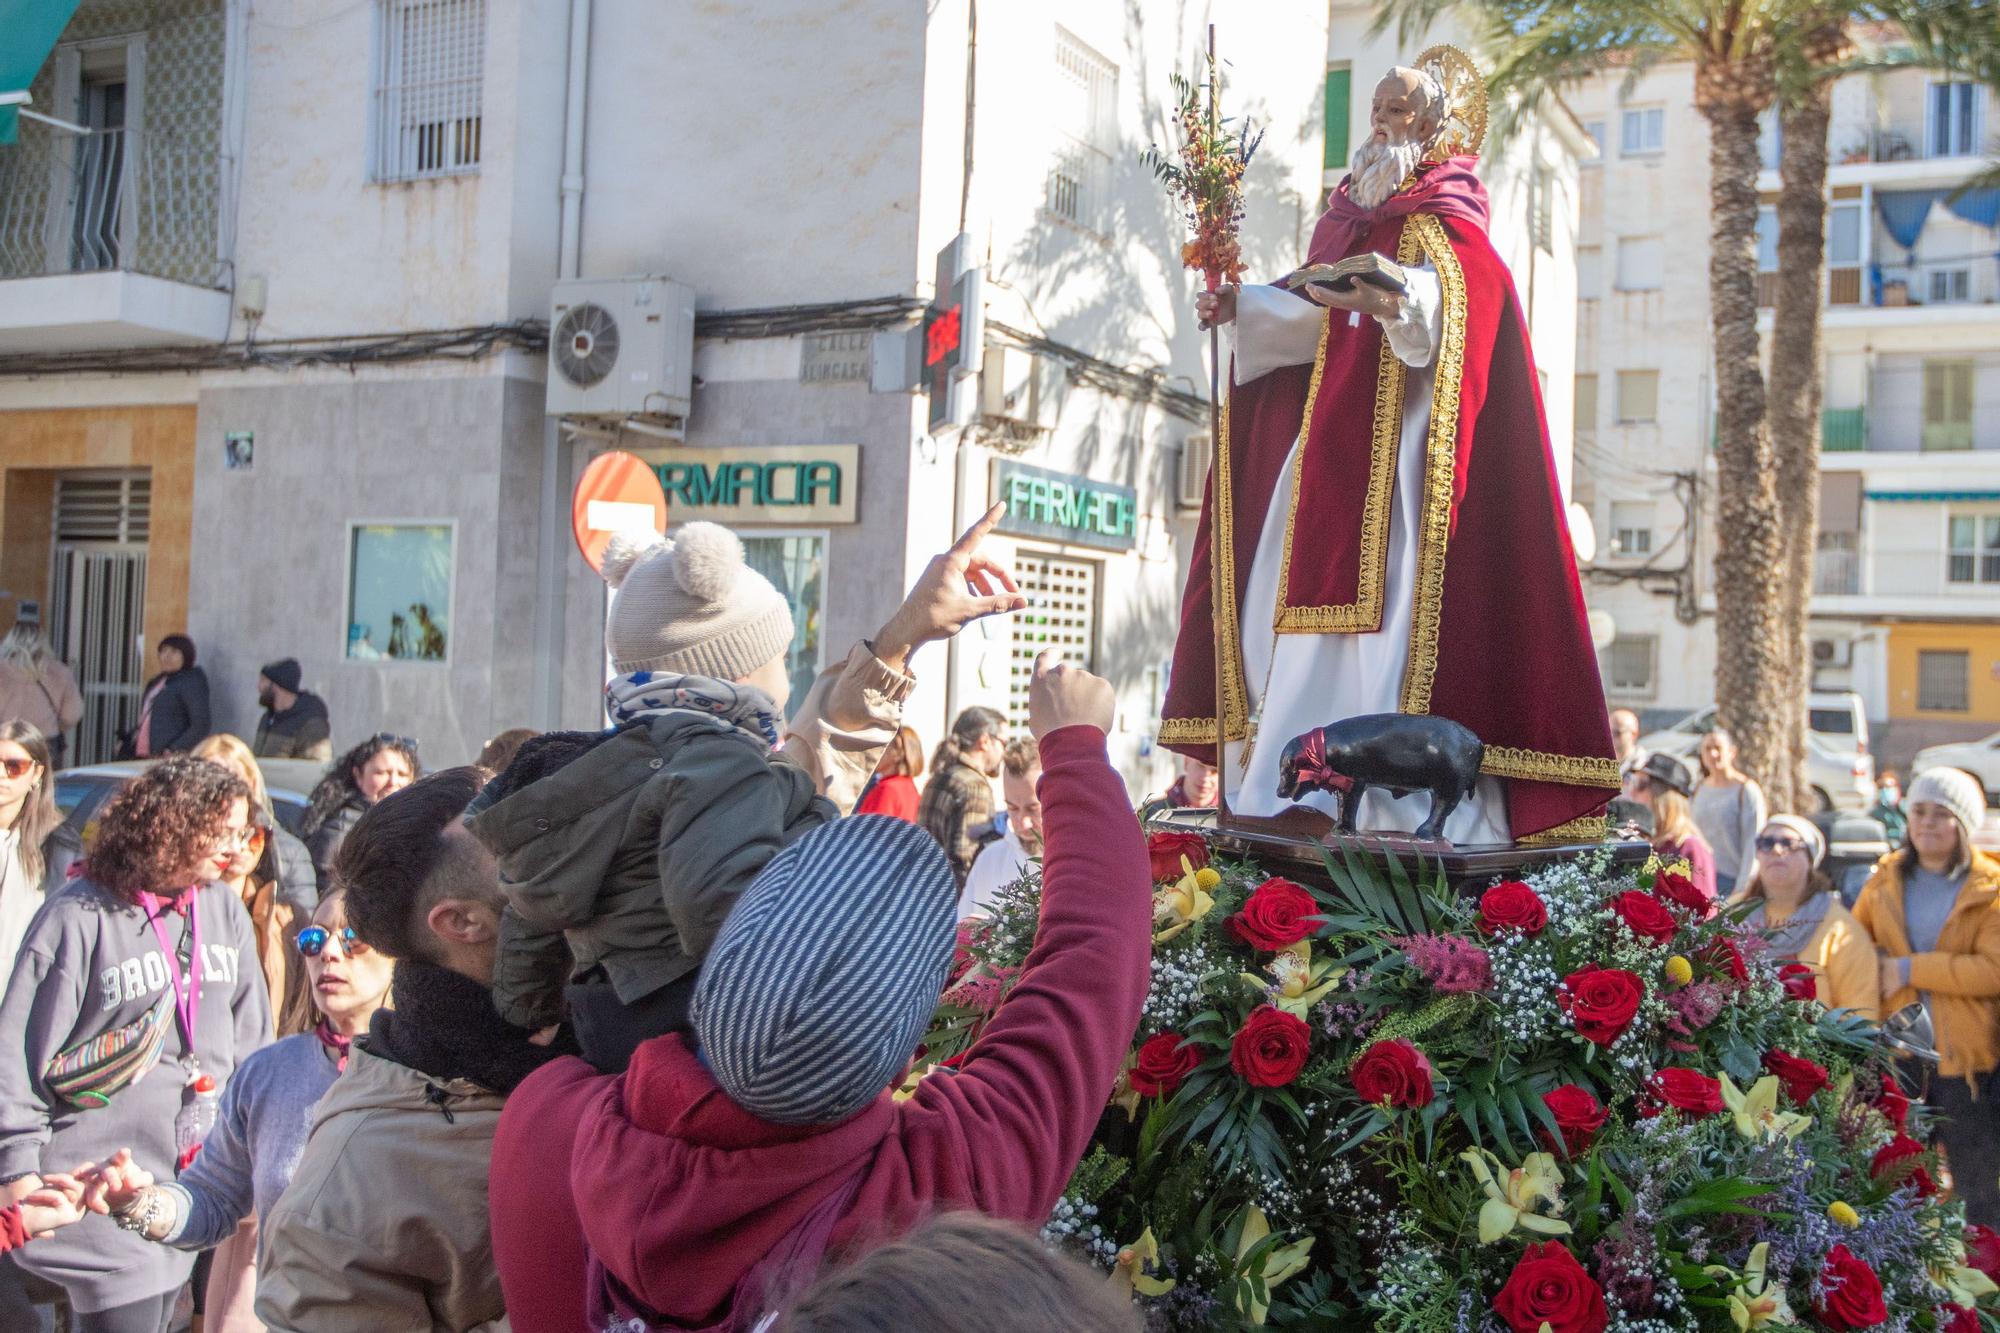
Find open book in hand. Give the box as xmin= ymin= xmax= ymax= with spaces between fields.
xmin=1282 ymin=253 xmax=1409 ymax=296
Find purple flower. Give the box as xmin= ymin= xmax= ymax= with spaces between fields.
xmin=1391 ymin=934 xmax=1492 ymax=994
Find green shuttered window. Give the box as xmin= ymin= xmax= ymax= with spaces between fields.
xmin=1324 ymin=66 xmax=1351 ymax=170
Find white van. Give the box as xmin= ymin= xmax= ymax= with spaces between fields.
xmin=1634 ymin=692 xmax=1874 ymax=812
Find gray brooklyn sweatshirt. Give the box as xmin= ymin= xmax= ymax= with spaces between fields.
xmin=0 ymin=875 xmax=269 ymax=1314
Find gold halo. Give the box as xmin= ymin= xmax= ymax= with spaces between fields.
xmin=1415 ymin=44 xmax=1488 ymax=160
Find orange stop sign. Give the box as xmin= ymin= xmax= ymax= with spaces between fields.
xmin=571 ymin=450 xmax=668 ymax=572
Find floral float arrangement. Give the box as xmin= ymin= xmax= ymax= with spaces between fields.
xmin=921 ymin=830 xmax=2000 ymax=1332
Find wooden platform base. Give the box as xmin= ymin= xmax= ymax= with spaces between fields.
xmin=1149 ymin=806 xmax=1653 ymax=893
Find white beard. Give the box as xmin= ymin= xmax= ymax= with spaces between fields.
xmin=1348 ymin=137 xmax=1427 ymax=210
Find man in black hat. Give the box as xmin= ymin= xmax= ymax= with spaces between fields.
xmin=252 ymin=657 xmax=332 ymax=760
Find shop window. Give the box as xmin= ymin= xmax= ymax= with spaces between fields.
xmin=741 ymin=534 xmax=826 ymax=711
xmin=371 ymin=0 xmax=486 ymax=182
xmin=1947 ymin=513 xmax=2000 ymax=585
xmin=346 ymin=523 xmax=453 ymax=662
xmin=1917 ymin=649 xmax=1970 ymax=712
xmin=1008 ymin=551 xmax=1099 ymax=732
xmin=1602 ymin=635 xmax=1656 ymax=699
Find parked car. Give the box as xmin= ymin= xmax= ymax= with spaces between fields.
xmin=55 ymin=757 xmax=325 ymax=847
xmin=1913 ymin=732 xmax=2000 ymax=804
xmin=1636 ymin=700 xmax=1874 ymax=813
xmin=1813 ymin=809 xmax=1894 ymax=908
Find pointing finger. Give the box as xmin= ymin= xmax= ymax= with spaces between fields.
xmin=949 ymin=503 xmax=1008 ymax=557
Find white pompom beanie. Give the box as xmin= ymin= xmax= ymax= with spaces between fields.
xmin=599 ymin=523 xmax=793 ymax=680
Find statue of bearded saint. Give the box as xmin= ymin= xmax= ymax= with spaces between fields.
xmin=1160 ymin=54 xmax=1622 ymax=845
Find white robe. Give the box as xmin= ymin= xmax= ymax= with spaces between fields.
xmin=1219 ymin=278 xmax=1510 ymax=843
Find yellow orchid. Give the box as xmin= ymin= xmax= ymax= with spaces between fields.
xmin=1720 ymin=1074 xmax=1812 ymax=1143
xmin=1238 ymin=941 xmax=1346 ymax=1017
xmin=1230 ymin=1206 xmax=1313 ymax=1325
xmin=1460 ymin=1148 xmax=1571 ymax=1244
xmin=1701 ymin=1243 xmax=1794 ymax=1330
xmin=1153 ymin=856 xmax=1220 ymax=944
xmin=1933 ymin=1236 xmax=2000 ymax=1307
xmin=1108 ymin=1226 xmax=1177 ymax=1300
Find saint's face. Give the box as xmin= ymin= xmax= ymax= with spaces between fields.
xmin=1369 ymin=72 xmax=1431 ymax=148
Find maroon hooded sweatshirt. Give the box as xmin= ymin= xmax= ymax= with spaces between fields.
xmin=489 ymin=725 xmax=1152 ymax=1333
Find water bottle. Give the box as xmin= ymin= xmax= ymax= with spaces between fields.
xmin=173 ymin=1073 xmax=219 ymax=1172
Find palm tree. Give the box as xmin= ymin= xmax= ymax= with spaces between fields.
xmin=1377 ymin=0 xmax=1999 ymax=813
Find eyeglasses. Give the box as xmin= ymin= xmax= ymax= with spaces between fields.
xmin=296 ymin=925 xmax=371 ymax=959
xmin=1754 ymin=835 xmax=1805 ymax=855
xmin=0 ymin=757 xmax=37 ymax=780
xmin=212 ymin=824 xmax=261 ymax=851
xmin=373 ymin=733 xmax=419 ymax=756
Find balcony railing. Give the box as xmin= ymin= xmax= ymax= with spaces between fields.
xmin=1867 ymin=255 xmax=2000 ymax=309
xmin=0 ymin=125 xmax=223 ymax=288
xmin=1815 ymin=543 xmax=2000 ymax=598
xmin=1814 ymin=547 xmax=1862 ymax=595
xmin=1822 ymin=406 xmax=1867 ymax=451
xmin=1755 ymin=266 xmax=1865 ymax=309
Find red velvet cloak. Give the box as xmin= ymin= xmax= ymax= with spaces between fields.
xmin=1161 ymin=188 xmax=1619 ymax=841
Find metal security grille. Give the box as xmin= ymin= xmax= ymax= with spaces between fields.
xmin=1008 ymin=551 xmax=1098 ymax=731
xmin=48 ymin=474 xmax=151 ymax=765
xmin=1918 ymin=649 xmax=1971 ymax=713
xmin=1047 ymin=28 xmax=1117 ymax=230
xmin=371 ymin=0 xmax=486 ymax=182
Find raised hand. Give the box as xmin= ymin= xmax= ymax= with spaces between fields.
xmin=1027 ymin=650 xmax=1116 ymax=741
xmin=873 ymin=503 xmax=1027 ymax=670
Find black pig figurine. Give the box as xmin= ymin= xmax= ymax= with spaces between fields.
xmin=1275 ymin=714 xmax=1485 ymax=842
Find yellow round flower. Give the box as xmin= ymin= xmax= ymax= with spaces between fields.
xmin=1664 ymin=955 xmax=1694 ymax=987
xmin=1829 ymin=1201 xmax=1860 ymax=1228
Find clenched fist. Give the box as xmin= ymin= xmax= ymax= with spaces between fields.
xmin=1027 ymin=650 xmax=1115 ymax=741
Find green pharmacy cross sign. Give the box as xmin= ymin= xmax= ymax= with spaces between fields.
xmin=993 ymin=460 xmax=1138 ymax=552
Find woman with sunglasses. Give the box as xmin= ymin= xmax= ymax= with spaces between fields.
xmin=1736 ymin=814 xmax=1879 ymax=1021
xmin=0 ymin=722 xmax=81 ymax=967
xmin=192 ymin=734 xmax=318 ymax=917
xmin=0 ymin=757 xmax=268 ymax=1333
xmin=300 ymin=734 xmax=420 ymax=894
xmin=81 ymin=889 xmax=394 ymax=1332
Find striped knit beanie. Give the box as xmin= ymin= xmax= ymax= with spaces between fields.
xmin=694 ymin=816 xmax=958 ymax=1126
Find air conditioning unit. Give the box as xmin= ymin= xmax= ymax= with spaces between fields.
xmin=1176 ymin=434 xmax=1212 ymax=511
xmin=1812 ymin=637 xmax=1853 ymax=668
xmin=547 ymin=276 xmax=696 ymax=428
xmin=979 ymin=345 xmax=1060 ymax=431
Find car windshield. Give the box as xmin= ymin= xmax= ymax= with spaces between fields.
xmin=1808 ymin=709 xmax=1854 ymax=734
xmin=1675 ymin=709 xmax=1715 ymax=735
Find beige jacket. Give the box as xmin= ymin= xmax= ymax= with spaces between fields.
xmin=0 ymin=659 xmax=82 ymax=741
xmin=254 ymin=1045 xmax=511 ymax=1333
xmin=776 ymin=640 xmax=916 ymax=812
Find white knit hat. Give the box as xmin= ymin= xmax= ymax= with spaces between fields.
xmin=600 ymin=523 xmax=793 ymax=680
xmin=1907 ymin=767 xmax=1988 ymax=846
xmin=1761 ymin=814 xmax=1825 ymax=868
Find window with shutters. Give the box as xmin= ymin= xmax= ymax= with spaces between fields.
xmin=1008 ymin=552 xmax=1099 ymax=732
xmin=1923 ymin=361 xmax=1974 ymax=451
xmin=1927 ymin=81 xmax=1982 ymax=158
xmin=1574 ymin=374 xmax=1598 ymax=436
xmin=370 ymin=0 xmax=486 ymax=183
xmin=53 ymin=475 xmax=150 ymax=544
xmin=1620 ymin=107 xmax=1664 ymax=156
xmin=1601 ymin=636 xmax=1656 ymax=699
xmin=1047 ymin=29 xmax=1118 ymax=233
xmin=1615 ymin=237 xmax=1663 ymax=291
xmin=1917 ymin=649 xmax=1970 ymax=712
xmin=1324 ymin=64 xmax=1352 ymax=170
xmin=1947 ymin=514 xmax=2000 ymax=585
xmin=1616 ymin=370 xmax=1659 ymax=424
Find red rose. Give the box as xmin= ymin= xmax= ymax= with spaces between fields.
xmin=1146 ymin=831 xmax=1209 ymax=883
xmin=1873 ymin=1073 xmax=1911 ymax=1129
xmin=1228 ymin=878 xmax=1321 ymax=952
xmin=1778 ymin=962 xmax=1818 ymax=1002
xmin=1611 ymin=891 xmax=1679 ymax=946
xmin=1350 ymin=1038 xmax=1435 ymax=1109
xmin=1654 ymin=869 xmax=1713 ymax=918
xmin=1762 ymin=1050 xmax=1830 ymax=1107
xmin=1705 ymin=936 xmax=1750 ymax=984
xmin=1129 ymin=1032 xmax=1202 ymax=1099
xmin=1870 ymin=1133 xmax=1938 ymax=1197
xmin=1493 ymin=1241 xmax=1609 ymax=1333
xmin=1541 ymin=1084 xmax=1608 ymax=1157
xmin=1815 ymin=1244 xmax=1888 ymax=1330
xmin=1943 ymin=1305 xmax=1980 ymax=1333
xmin=1646 ymin=1067 xmax=1724 ymax=1117
xmin=1229 ymin=1005 xmax=1312 ymax=1088
xmin=1477 ymin=881 xmax=1548 ymax=936
xmin=1964 ymin=1224 xmax=2000 ymax=1284
xmin=1559 ymin=965 xmax=1645 ymax=1046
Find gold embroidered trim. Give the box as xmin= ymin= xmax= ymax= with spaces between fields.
xmin=1519 ymin=815 xmax=1612 ymax=847
xmin=1398 ymin=213 xmax=1468 ymax=717
xmin=1480 ymin=746 xmax=1623 ymax=789
xmin=1158 ymin=715 xmax=1216 ymax=744
xmin=1206 ymin=378 xmax=1251 ymax=743
xmin=1273 ymin=219 xmax=1426 ymax=635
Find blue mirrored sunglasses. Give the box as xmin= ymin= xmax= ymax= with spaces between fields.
xmin=295 ymin=925 xmax=368 ymax=958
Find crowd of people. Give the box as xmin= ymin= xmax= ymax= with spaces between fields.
xmin=1609 ymin=704 xmax=2000 ymax=1225
xmin=0 ymin=529 xmax=1995 ymax=1329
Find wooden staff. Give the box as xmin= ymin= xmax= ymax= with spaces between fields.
xmin=1205 ymin=23 xmax=1232 ymax=826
